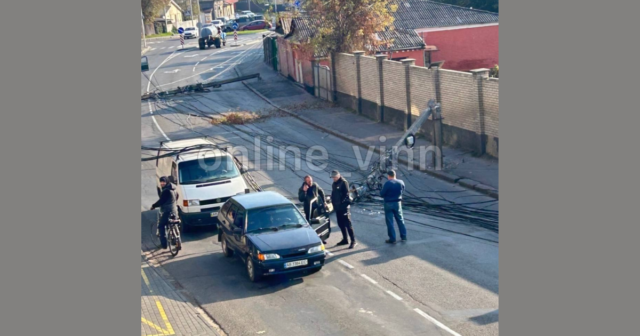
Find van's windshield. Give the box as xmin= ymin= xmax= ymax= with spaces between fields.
xmin=178 ymin=156 xmax=240 ymax=185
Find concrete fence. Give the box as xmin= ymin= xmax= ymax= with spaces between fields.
xmin=328 ymin=52 xmax=499 ymax=158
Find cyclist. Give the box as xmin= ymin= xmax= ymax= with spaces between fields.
xmin=151 ymin=176 xmax=179 ymax=249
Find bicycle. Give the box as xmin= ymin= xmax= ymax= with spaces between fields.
xmin=155 ymin=213 xmax=183 ymax=256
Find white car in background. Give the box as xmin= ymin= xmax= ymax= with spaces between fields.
xmin=241 ymin=10 xmax=255 ymax=18
xmin=211 ymin=20 xmax=224 ymax=29
xmin=183 ymin=27 xmax=199 ymax=39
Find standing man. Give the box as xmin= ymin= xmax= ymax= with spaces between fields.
xmin=330 ymin=170 xmax=357 ymax=249
xmin=380 ymin=170 xmax=407 ymax=243
xmin=298 ymin=175 xmax=326 ymax=222
xmin=151 ymin=176 xmax=179 ymax=249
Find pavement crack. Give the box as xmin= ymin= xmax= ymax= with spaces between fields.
xmin=375 ymin=271 xmax=436 ymax=312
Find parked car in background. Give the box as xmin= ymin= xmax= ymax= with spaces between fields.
xmin=241 ymin=10 xmax=255 ymax=18
xmin=254 ymin=15 xmax=265 ymax=21
xmin=211 ymin=20 xmax=223 ymax=29
xmin=215 ymin=17 xmax=229 ymax=24
xmin=241 ymin=20 xmax=271 ymax=31
xmin=224 ymin=17 xmax=252 ymax=32
xmin=183 ymin=27 xmax=199 ymax=39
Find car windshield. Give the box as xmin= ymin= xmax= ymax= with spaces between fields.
xmin=212 ymin=20 xmax=221 ymax=24
xmin=247 ymin=205 xmax=307 ymax=233
xmin=185 ymin=27 xmax=195 ymax=31
xmin=178 ymin=156 xmax=240 ymax=185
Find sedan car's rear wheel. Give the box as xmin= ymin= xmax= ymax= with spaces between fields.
xmin=246 ymin=258 xmax=261 ymax=282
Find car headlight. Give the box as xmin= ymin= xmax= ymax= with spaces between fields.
xmin=185 ymin=199 xmax=200 ymax=206
xmin=307 ymin=244 xmax=325 ymax=254
xmin=257 ymin=253 xmax=280 ymax=261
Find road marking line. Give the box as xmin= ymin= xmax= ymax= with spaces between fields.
xmin=386 ymin=290 xmax=403 ymax=301
xmin=193 ymin=62 xmax=199 ymax=72
xmin=160 ymin=47 xmax=166 ymax=49
xmin=413 ymin=308 xmax=462 ymax=336
xmin=360 ymin=274 xmax=378 ymax=284
xmin=156 ymin=301 xmax=175 ymax=335
xmin=141 ymin=269 xmax=153 ymax=293
xmin=325 ymin=251 xmax=334 ymax=257
xmin=141 ymin=317 xmax=169 ymax=335
xmin=184 ymin=54 xmax=199 ymax=58
xmin=169 ymin=46 xmax=175 ymax=49
xmin=151 ymin=48 xmax=156 ymax=51
xmin=338 ymin=260 xmax=354 ymax=269
xmin=145 ymin=50 xmax=176 ymax=142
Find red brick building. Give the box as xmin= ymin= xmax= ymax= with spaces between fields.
xmin=393 ymin=0 xmax=499 ymax=71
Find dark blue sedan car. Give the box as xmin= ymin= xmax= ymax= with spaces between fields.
xmin=217 ymin=191 xmax=330 ymax=282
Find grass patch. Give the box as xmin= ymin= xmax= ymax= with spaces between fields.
xmin=234 ymin=29 xmax=268 ymax=35
xmin=144 ymin=32 xmax=173 ymax=39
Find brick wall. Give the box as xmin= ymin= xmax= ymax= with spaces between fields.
xmin=382 ymin=60 xmax=406 ymax=112
xmin=483 ymin=78 xmax=499 ymax=139
xmin=278 ymin=48 xmax=499 ymax=157
xmin=360 ymin=56 xmax=379 ymax=104
xmin=277 ymin=38 xmax=288 ymax=77
xmin=439 ymin=69 xmax=481 ymax=134
xmin=335 ymin=54 xmax=357 ymax=96
xmin=409 ymin=66 xmax=436 ymax=116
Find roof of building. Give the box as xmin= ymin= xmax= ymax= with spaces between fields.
xmin=233 ymin=191 xmax=293 ymax=210
xmin=391 ymin=0 xmax=499 ymax=30
xmin=280 ymin=13 xmax=426 ymax=57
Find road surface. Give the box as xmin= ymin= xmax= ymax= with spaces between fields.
xmin=141 ymin=32 xmax=499 ymax=336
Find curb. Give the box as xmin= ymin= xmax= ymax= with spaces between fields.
xmin=141 ymin=250 xmax=227 ymax=336
xmin=143 ymin=35 xmax=177 ymax=42
xmin=141 ymin=46 xmax=151 ymax=55
xmin=234 ymin=68 xmax=499 ymax=200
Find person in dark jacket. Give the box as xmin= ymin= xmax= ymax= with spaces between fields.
xmin=380 ymin=170 xmax=407 ymax=243
xmin=298 ymin=175 xmax=326 ymax=222
xmin=330 ymin=170 xmax=357 ymax=249
xmin=151 ymin=176 xmax=179 ymax=249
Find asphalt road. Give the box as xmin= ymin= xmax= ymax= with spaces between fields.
xmin=141 ymin=32 xmax=499 ymax=336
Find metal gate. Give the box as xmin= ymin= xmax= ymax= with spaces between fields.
xmin=313 ymin=65 xmax=332 ymax=102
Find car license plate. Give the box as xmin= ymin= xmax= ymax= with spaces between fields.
xmin=210 ymin=212 xmax=218 ymax=217
xmin=284 ymin=259 xmax=308 ymax=269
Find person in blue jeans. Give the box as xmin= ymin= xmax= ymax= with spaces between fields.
xmin=380 ymin=170 xmax=407 ymax=243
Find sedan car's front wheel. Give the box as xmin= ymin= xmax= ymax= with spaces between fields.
xmin=246 ymin=258 xmax=262 ymax=282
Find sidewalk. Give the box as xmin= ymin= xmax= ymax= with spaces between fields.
xmin=141 ymin=255 xmax=222 ymax=336
xmin=236 ymin=63 xmax=499 ymax=198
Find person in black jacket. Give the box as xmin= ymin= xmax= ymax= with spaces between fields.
xmin=330 ymin=170 xmax=357 ymax=249
xmin=151 ymin=176 xmax=179 ymax=249
xmin=298 ymin=175 xmax=326 ymax=222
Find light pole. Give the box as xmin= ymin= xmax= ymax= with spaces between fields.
xmin=196 ymin=0 xmax=202 ymax=28
xmin=141 ymin=9 xmax=147 ymax=47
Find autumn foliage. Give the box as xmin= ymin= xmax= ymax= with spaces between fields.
xmin=302 ymin=0 xmax=397 ymax=55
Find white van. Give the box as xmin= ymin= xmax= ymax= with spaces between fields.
xmin=155 ymin=138 xmax=250 ymax=229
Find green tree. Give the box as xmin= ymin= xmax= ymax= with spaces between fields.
xmin=175 ymin=0 xmax=200 ymax=20
xmin=142 ymin=0 xmax=171 ymax=25
xmin=302 ymin=0 xmax=397 ymax=55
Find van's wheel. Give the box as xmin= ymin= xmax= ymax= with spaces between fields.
xmin=221 ymin=233 xmax=234 ymax=257
xmin=214 ymin=39 xmax=221 ymax=48
xmin=246 ymin=258 xmax=261 ymax=282
xmin=198 ymin=38 xmax=205 ymax=50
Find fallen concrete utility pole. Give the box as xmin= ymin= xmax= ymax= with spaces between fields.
xmin=141 ymin=73 xmax=262 ymax=100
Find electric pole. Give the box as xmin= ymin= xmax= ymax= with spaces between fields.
xmin=141 ymin=9 xmax=147 ymax=47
